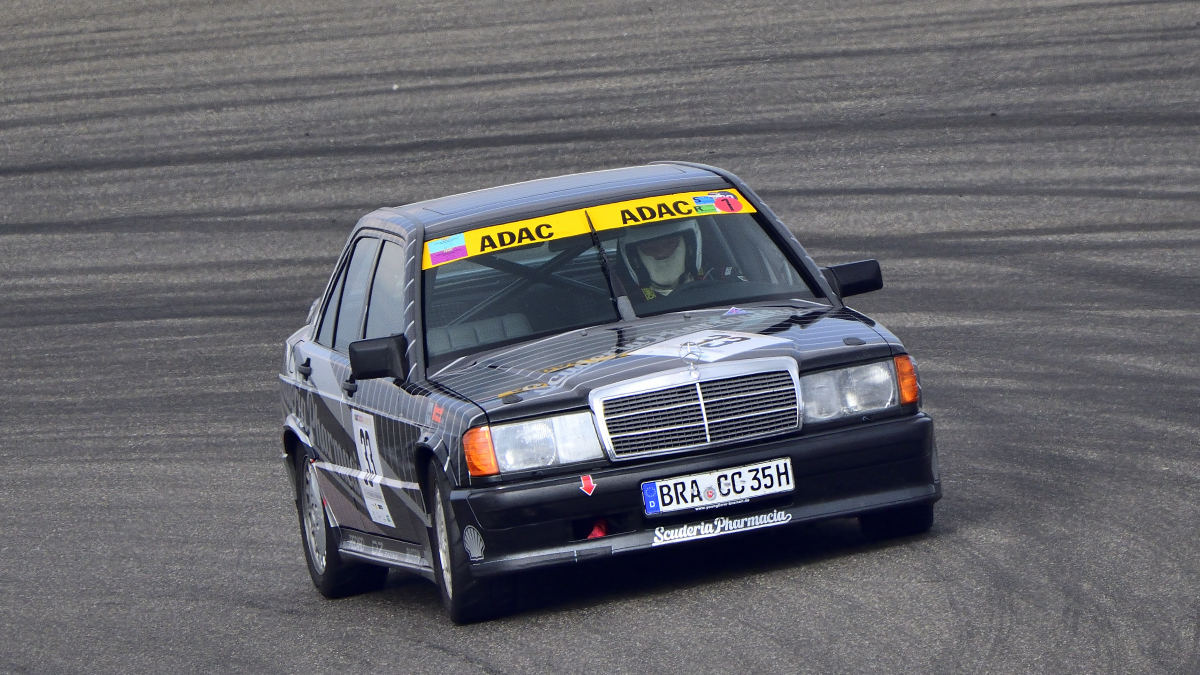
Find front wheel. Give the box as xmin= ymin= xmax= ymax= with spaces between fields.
xmin=295 ymin=452 xmax=387 ymax=597
xmin=427 ymin=464 xmax=512 ymax=623
xmin=859 ymin=502 xmax=935 ymax=541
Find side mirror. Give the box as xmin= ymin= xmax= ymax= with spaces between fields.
xmin=348 ymin=334 xmax=409 ymax=382
xmin=821 ymin=259 xmax=883 ymax=298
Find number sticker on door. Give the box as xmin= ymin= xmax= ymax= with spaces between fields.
xmin=351 ymin=410 xmax=396 ymax=528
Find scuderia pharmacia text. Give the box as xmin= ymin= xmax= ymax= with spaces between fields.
xmin=651 ymin=509 xmax=792 ymax=546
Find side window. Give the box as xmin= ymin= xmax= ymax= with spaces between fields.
xmin=364 ymin=241 xmax=407 ymax=340
xmin=315 ymin=266 xmax=345 ymax=348
xmin=332 ymin=238 xmax=382 ymax=353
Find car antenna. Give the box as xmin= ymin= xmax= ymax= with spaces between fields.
xmin=585 ymin=210 xmax=636 ymax=321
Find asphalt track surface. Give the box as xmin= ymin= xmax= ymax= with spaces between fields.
xmin=2 ymin=1 xmax=1198 ymax=673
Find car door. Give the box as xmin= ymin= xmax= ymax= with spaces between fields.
xmin=294 ymin=236 xmax=397 ymax=536
xmin=346 ymin=238 xmax=431 ymax=544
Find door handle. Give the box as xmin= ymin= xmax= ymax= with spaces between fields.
xmin=341 ymin=379 xmax=358 ymax=396
xmin=296 ymin=358 xmax=312 ymax=379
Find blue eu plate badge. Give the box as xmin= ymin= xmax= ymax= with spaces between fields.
xmin=642 ymin=483 xmax=661 ymax=514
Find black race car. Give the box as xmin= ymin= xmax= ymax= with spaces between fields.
xmin=278 ymin=161 xmax=941 ymax=622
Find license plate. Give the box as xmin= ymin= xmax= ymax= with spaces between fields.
xmin=641 ymin=458 xmax=793 ymax=515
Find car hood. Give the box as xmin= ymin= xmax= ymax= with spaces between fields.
xmin=428 ymin=304 xmax=898 ymax=423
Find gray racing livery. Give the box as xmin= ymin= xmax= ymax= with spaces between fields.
xmin=279 ymin=161 xmax=941 ymax=622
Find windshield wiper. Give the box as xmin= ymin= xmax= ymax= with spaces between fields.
xmin=585 ymin=210 xmax=636 ymax=321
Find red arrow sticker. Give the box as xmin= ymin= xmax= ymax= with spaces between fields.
xmin=580 ymin=475 xmax=596 ymax=496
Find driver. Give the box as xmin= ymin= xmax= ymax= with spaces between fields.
xmin=618 ymin=219 xmax=703 ymax=300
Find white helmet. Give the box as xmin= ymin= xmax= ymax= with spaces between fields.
xmin=619 ymin=219 xmax=703 ymax=291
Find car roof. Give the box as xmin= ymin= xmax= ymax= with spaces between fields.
xmin=363 ymin=162 xmax=731 ymax=239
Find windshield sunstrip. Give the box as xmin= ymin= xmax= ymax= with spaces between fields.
xmin=422 ymin=189 xmax=757 ymax=269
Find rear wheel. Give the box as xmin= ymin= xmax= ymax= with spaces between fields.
xmin=859 ymin=502 xmax=934 ymax=541
xmin=295 ymin=451 xmax=387 ymax=597
xmin=427 ymin=464 xmax=512 ymax=623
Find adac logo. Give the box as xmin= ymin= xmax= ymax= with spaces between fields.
xmin=618 ymin=199 xmax=698 ymax=225
xmin=691 ymin=191 xmax=744 ymax=215
xmin=478 ymin=223 xmax=555 ymax=253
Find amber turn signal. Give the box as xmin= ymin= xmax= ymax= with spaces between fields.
xmin=463 ymin=426 xmax=500 ymax=477
xmin=894 ymin=355 xmax=920 ymax=406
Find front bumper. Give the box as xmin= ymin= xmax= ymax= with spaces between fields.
xmin=452 ymin=413 xmax=940 ymax=577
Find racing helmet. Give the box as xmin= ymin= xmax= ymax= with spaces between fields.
xmin=619 ymin=219 xmax=703 ymax=290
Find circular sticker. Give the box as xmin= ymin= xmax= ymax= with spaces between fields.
xmin=712 ymin=192 xmax=743 ymax=213
xmin=704 ymin=487 xmax=716 ymax=500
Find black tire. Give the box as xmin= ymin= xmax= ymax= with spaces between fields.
xmin=427 ymin=464 xmax=512 ymax=623
xmin=859 ymin=502 xmax=935 ymax=541
xmin=294 ymin=451 xmax=388 ymax=598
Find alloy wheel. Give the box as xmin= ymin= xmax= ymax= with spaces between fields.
xmin=301 ymin=461 xmax=327 ymax=574
xmin=434 ymin=497 xmax=453 ymax=599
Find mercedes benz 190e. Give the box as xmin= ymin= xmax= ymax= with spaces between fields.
xmin=278 ymin=162 xmax=941 ymax=623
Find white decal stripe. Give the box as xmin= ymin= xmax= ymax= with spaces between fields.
xmin=314 ymin=461 xmax=420 ymax=491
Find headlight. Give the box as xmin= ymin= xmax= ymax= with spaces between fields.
xmin=464 ymin=411 xmax=605 ymax=476
xmin=800 ymin=361 xmax=898 ymax=423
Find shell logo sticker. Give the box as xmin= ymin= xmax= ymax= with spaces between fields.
xmin=463 ymin=526 xmax=485 ymax=561
xmin=422 ymin=189 xmax=756 ymax=269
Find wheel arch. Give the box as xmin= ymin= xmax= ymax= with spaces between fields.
xmin=414 ymin=443 xmax=441 ymax=516
xmin=282 ymin=429 xmax=302 ymax=497
xmin=282 ymin=415 xmax=315 ymax=498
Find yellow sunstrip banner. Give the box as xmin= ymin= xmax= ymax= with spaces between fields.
xmin=422 ymin=189 xmax=756 ymax=269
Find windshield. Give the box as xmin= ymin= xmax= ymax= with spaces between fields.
xmin=422 ymin=191 xmax=826 ymax=365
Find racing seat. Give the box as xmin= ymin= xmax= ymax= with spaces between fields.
xmin=425 ymin=313 xmax=533 ymax=356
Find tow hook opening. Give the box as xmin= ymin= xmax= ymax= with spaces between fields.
xmin=571 ymin=513 xmax=635 ymax=541
xmin=587 ymin=519 xmax=608 ymax=539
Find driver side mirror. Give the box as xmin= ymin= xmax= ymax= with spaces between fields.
xmin=821 ymin=259 xmax=883 ymax=298
xmin=348 ymin=334 xmax=410 ymax=382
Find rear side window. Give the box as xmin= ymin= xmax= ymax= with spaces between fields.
xmin=315 ymin=238 xmax=382 ymax=353
xmin=364 ymin=241 xmax=407 ymax=340
xmin=333 ymin=238 xmax=382 ymax=352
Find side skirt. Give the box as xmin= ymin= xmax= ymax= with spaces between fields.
xmin=337 ymin=528 xmax=436 ymax=581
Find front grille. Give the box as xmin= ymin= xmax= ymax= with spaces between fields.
xmin=598 ymin=369 xmax=798 ymax=459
